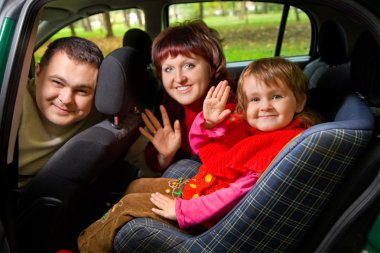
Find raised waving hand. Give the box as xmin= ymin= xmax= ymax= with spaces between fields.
xmin=139 ymin=105 xmax=181 ymax=169
xmin=203 ymin=80 xmax=232 ymax=129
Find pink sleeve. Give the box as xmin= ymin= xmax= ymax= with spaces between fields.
xmin=175 ymin=172 xmax=259 ymax=229
xmin=188 ymin=112 xmax=226 ymax=154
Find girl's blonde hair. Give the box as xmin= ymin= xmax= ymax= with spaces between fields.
xmin=235 ymin=57 xmax=320 ymax=126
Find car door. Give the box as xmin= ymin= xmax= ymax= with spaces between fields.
xmin=0 ymin=0 xmax=42 ymax=251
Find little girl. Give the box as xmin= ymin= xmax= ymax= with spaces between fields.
xmin=78 ymin=57 xmax=320 ymax=252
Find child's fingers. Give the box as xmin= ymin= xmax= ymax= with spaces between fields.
xmin=151 ymin=207 xmax=164 ymax=216
xmin=205 ymin=86 xmax=215 ymax=100
xmin=221 ymin=85 xmax=231 ymax=103
xmin=151 ymin=192 xmax=166 ymax=209
xmin=215 ymin=80 xmax=228 ymax=99
xmin=213 ymin=80 xmax=224 ymax=98
xmin=218 ymin=109 xmax=232 ymax=121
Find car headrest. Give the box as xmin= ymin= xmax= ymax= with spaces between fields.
xmin=122 ymin=28 xmax=152 ymax=65
xmin=95 ymin=46 xmax=149 ymax=117
xmin=350 ymin=31 xmax=380 ymax=107
xmin=319 ymin=20 xmax=349 ymax=66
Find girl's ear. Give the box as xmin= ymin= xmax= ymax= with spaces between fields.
xmin=296 ymin=94 xmax=307 ymax=113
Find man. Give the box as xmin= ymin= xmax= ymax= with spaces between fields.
xmin=18 ymin=37 xmax=104 ymax=187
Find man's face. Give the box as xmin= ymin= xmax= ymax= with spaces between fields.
xmin=35 ymin=51 xmax=98 ymax=126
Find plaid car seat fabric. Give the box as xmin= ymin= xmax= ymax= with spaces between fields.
xmin=114 ymin=94 xmax=374 ymax=253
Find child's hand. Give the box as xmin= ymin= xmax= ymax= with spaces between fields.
xmin=139 ymin=105 xmax=181 ymax=168
xmin=203 ymin=80 xmax=232 ymax=129
xmin=150 ymin=192 xmax=177 ymax=220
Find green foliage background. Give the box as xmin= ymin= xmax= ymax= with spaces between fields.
xmin=34 ymin=3 xmax=310 ymax=63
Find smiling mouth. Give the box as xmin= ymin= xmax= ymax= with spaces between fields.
xmin=53 ymin=104 xmax=74 ymax=114
xmin=176 ymin=85 xmax=191 ymax=92
xmin=259 ymin=115 xmax=276 ymax=118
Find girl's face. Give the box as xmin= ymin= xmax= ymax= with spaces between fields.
xmin=160 ymin=53 xmax=212 ymax=105
xmin=243 ymin=75 xmax=305 ymax=132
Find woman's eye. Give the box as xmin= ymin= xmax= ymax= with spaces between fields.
xmin=184 ymin=63 xmax=195 ymax=69
xmin=163 ymin=66 xmax=173 ymax=73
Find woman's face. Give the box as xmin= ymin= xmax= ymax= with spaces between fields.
xmin=160 ymin=53 xmax=212 ymax=105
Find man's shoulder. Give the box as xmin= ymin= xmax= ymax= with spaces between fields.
xmin=26 ymin=78 xmax=36 ymax=97
xmin=80 ymin=110 xmax=106 ymax=130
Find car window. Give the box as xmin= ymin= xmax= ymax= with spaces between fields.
xmin=168 ymin=1 xmax=311 ymax=62
xmin=34 ymin=8 xmax=146 ymax=62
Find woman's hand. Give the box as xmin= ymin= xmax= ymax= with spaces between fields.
xmin=203 ymin=80 xmax=232 ymax=129
xmin=150 ymin=192 xmax=177 ymax=220
xmin=139 ymin=105 xmax=181 ymax=168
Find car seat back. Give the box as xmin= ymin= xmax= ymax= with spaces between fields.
xmin=122 ymin=28 xmax=161 ymax=111
xmin=123 ymin=28 xmax=152 ymax=65
xmin=296 ymin=30 xmax=380 ymax=252
xmin=304 ymin=20 xmax=351 ymax=90
xmin=16 ymin=46 xmax=150 ymax=252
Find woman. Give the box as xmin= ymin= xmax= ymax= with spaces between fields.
xmin=139 ymin=20 xmax=235 ymax=174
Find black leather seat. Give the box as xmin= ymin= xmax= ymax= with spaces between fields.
xmin=122 ymin=28 xmax=161 ymax=111
xmin=304 ymin=20 xmax=351 ymax=90
xmin=15 ymin=46 xmax=151 ymax=252
xmin=123 ymin=28 xmax=152 ymax=66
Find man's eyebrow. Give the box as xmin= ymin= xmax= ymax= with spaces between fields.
xmin=49 ymin=75 xmax=94 ymax=91
xmin=75 ymin=84 xmax=94 ymax=91
xmin=48 ymin=75 xmax=67 ymax=83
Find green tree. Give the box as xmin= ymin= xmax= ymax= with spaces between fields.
xmin=81 ymin=18 xmax=92 ymax=32
xmin=136 ymin=9 xmax=144 ymax=26
xmin=199 ymin=3 xmax=204 ymax=20
xmin=239 ymin=2 xmax=246 ymax=20
xmin=103 ymin=12 xmax=114 ymax=38
xmin=293 ymin=7 xmax=300 ymax=21
xmin=123 ymin=9 xmax=131 ymax=27
xmin=69 ymin=23 xmax=76 ymax=36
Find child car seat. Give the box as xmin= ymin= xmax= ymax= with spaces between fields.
xmin=113 ymin=82 xmax=374 ymax=252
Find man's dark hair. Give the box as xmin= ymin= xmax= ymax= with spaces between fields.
xmin=39 ymin=36 xmax=103 ymax=70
